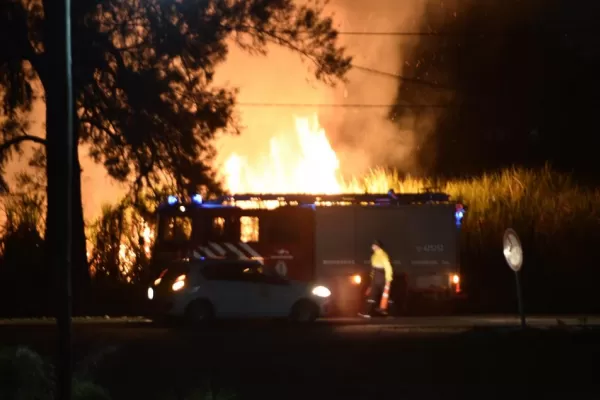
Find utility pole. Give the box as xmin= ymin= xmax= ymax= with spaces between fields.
xmin=44 ymin=0 xmax=74 ymax=399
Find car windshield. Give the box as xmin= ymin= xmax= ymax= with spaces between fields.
xmin=156 ymin=261 xmax=191 ymax=285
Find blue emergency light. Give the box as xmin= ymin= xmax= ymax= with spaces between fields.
xmin=455 ymin=204 xmax=465 ymax=226
xmin=167 ymin=195 xmax=178 ymax=205
xmin=192 ymin=194 xmax=203 ymax=204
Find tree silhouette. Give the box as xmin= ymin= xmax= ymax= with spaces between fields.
xmin=0 ymin=173 xmax=46 ymax=316
xmin=0 ymin=0 xmax=351 ymax=312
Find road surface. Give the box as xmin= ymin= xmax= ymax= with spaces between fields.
xmin=0 ymin=314 xmax=597 ymax=328
xmin=1 ymin=316 xmax=599 ymax=400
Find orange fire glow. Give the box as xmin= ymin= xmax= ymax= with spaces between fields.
xmin=224 ymin=114 xmax=362 ymax=195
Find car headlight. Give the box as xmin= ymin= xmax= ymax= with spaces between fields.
xmin=172 ymin=274 xmax=186 ymax=291
xmin=311 ymin=285 xmax=331 ymax=298
xmin=147 ymin=287 xmax=154 ymax=300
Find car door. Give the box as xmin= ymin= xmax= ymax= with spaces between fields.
xmin=200 ymin=262 xmax=261 ymax=317
xmin=254 ymin=273 xmax=295 ymax=317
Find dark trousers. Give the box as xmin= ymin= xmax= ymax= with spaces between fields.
xmin=362 ymin=268 xmax=386 ymax=315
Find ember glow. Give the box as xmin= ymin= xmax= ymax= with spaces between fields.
xmin=118 ymin=219 xmax=155 ymax=282
xmin=141 ymin=221 xmax=155 ymax=257
xmin=88 ymin=215 xmax=156 ymax=281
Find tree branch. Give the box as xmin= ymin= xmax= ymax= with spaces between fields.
xmin=0 ymin=133 xmax=45 ymax=194
xmin=0 ymin=133 xmax=46 ymax=154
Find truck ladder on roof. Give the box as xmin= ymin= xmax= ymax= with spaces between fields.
xmin=206 ymin=191 xmax=451 ymax=206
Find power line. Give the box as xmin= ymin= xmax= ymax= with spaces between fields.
xmin=337 ymin=29 xmax=598 ymax=36
xmin=338 ymin=31 xmax=460 ymax=36
xmin=233 ymin=65 xmax=454 ymax=107
xmin=236 ymin=103 xmax=453 ymax=108
xmin=352 ymin=65 xmax=451 ymax=89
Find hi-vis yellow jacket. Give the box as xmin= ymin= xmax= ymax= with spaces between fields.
xmin=371 ymin=248 xmax=394 ymax=283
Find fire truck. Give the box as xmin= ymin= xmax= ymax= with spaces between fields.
xmin=151 ymin=191 xmax=466 ymax=316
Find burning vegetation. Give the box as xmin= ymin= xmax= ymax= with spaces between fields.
xmin=222 ymin=113 xmax=424 ymax=197
xmin=87 ymin=202 xmax=155 ymax=284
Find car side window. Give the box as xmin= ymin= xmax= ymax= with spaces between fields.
xmin=246 ymin=264 xmax=289 ymax=285
xmin=201 ymin=263 xmax=264 ymax=283
xmin=239 ymin=263 xmax=267 ymax=283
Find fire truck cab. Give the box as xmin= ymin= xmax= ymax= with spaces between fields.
xmin=152 ymin=191 xmax=466 ymax=316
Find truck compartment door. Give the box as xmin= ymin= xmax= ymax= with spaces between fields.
xmin=314 ymin=208 xmax=356 ymax=277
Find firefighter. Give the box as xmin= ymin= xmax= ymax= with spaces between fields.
xmin=359 ymin=239 xmax=394 ymax=318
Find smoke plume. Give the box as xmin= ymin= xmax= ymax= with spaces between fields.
xmin=214 ymin=0 xmax=429 ymax=180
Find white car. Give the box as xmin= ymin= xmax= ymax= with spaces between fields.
xmin=147 ymin=259 xmax=332 ymax=323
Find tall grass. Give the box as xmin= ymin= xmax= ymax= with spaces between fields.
xmin=354 ymin=165 xmax=599 ymax=237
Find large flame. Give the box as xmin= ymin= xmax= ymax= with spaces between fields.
xmin=224 ymin=114 xmax=356 ymax=194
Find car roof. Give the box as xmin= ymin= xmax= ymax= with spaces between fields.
xmin=177 ymin=258 xmax=262 ymax=267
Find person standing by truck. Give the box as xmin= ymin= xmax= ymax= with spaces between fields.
xmin=359 ymin=239 xmax=394 ymax=318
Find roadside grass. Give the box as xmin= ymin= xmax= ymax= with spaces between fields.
xmin=0 ymin=346 xmax=238 ymax=400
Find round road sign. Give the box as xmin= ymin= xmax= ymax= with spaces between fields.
xmin=503 ymin=228 xmax=523 ymax=272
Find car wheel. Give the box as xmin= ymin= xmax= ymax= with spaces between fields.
xmin=185 ymin=300 xmax=214 ymax=325
xmin=290 ymin=299 xmax=319 ymax=323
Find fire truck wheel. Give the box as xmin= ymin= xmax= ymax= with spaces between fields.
xmin=185 ymin=299 xmax=215 ymax=324
xmin=289 ymin=299 xmax=319 ymax=323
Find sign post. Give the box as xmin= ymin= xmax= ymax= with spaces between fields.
xmin=45 ymin=1 xmax=74 ymax=399
xmin=503 ymin=229 xmax=526 ymax=329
